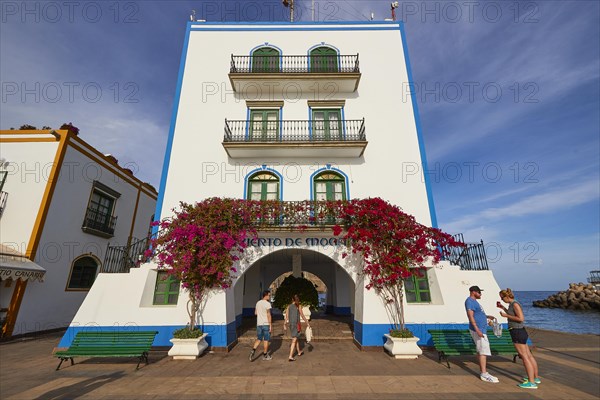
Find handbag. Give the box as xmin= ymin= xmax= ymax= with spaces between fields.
xmin=305 ymin=325 xmax=313 ymax=343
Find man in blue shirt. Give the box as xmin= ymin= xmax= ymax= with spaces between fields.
xmin=465 ymin=285 xmax=498 ymax=383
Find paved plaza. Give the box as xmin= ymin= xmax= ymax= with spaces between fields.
xmin=1 ymin=324 xmax=598 ymax=400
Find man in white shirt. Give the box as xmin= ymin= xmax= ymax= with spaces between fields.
xmin=249 ymin=290 xmax=272 ymax=361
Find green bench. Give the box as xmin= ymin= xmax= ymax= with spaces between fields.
xmin=428 ymin=329 xmax=518 ymax=368
xmin=55 ymin=331 xmax=158 ymax=371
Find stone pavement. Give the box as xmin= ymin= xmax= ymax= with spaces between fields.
xmin=1 ymin=326 xmax=598 ymax=400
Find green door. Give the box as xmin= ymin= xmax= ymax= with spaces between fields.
xmin=312 ymin=109 xmax=341 ymax=140
xmin=252 ymin=47 xmax=280 ymax=72
xmin=250 ymin=110 xmax=279 ymax=140
xmin=310 ymin=47 xmax=338 ymax=72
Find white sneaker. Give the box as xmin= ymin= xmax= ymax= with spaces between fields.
xmin=480 ymin=373 xmax=499 ymax=383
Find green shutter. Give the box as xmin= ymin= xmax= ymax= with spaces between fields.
xmin=251 ymin=47 xmax=280 ymax=72
xmin=153 ymin=271 xmax=180 ymax=305
xmin=310 ymin=47 xmax=338 ymax=72
xmin=250 ymin=110 xmax=279 ymax=140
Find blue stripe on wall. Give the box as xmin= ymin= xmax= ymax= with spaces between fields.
xmin=58 ymin=323 xmax=239 ymax=348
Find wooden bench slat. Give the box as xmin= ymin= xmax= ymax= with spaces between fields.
xmin=428 ymin=329 xmax=518 ymax=368
xmin=55 ymin=330 xmax=159 ymax=371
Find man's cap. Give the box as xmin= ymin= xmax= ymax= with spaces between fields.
xmin=469 ymin=285 xmax=483 ymax=293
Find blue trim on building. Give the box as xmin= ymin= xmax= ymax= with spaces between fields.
xmin=326 ymin=306 xmax=352 ymax=315
xmin=245 ymin=108 xmax=250 ymax=139
xmin=398 ymin=22 xmax=439 ymax=228
xmin=353 ymin=322 xmax=510 ymax=347
xmin=243 ymin=166 xmax=284 ymax=200
xmin=242 ymin=307 xmax=255 ymax=317
xmin=191 ymin=21 xmax=398 ymax=26
xmin=192 ymin=27 xmax=400 ymax=32
xmin=58 ymin=323 xmax=238 ymax=348
xmin=333 ymin=306 xmax=352 ymax=315
xmin=152 ymin=23 xmax=192 ymax=227
xmin=309 ymin=166 xmax=351 ymax=200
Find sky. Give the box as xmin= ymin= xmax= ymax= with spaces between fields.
xmin=1 ymin=1 xmax=598 ymax=291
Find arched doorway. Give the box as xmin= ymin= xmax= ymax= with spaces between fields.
xmin=232 ymin=248 xmax=356 ymax=344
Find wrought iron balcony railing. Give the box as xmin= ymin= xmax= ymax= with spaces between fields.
xmin=0 ymin=191 xmax=7 ymax=219
xmin=103 ymin=236 xmax=152 ymax=274
xmin=230 ymin=54 xmax=360 ymax=74
xmin=442 ymin=233 xmax=489 ymax=271
xmin=82 ymin=207 xmax=117 ymax=237
xmin=224 ymin=119 xmax=366 ymax=143
xmin=251 ymin=201 xmax=345 ymax=229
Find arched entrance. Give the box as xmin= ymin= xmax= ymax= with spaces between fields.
xmin=232 ymin=248 xmax=356 ymax=343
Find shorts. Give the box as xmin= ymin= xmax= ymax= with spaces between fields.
xmin=256 ymin=325 xmax=270 ymax=341
xmin=509 ymin=328 xmax=529 ymax=344
xmin=469 ymin=329 xmax=491 ymax=356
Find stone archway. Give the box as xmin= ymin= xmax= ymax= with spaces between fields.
xmin=232 ymin=247 xmax=357 ymax=344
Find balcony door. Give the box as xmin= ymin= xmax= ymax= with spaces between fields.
xmin=250 ymin=110 xmax=279 ymax=141
xmin=310 ymin=46 xmax=338 ymax=72
xmin=251 ymin=47 xmax=280 ymax=73
xmin=312 ymin=109 xmax=341 ymax=140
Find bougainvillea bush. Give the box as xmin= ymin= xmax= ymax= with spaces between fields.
xmin=148 ymin=198 xmax=264 ymax=333
xmin=331 ymin=198 xmax=463 ymax=336
xmin=149 ymin=197 xmax=462 ymax=338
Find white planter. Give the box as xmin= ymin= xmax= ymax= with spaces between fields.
xmin=383 ymin=334 xmax=423 ymax=359
xmin=168 ymin=333 xmax=208 ymax=360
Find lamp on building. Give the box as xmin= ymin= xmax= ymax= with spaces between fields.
xmin=391 ymin=1 xmax=399 ymax=21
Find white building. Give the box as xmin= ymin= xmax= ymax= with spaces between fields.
xmin=0 ymin=128 xmax=157 ymax=337
xmin=62 ymin=21 xmax=502 ymax=351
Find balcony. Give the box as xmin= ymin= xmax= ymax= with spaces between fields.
xmin=251 ymin=200 xmax=345 ymax=231
xmin=82 ymin=207 xmax=117 ymax=238
xmin=223 ymin=119 xmax=367 ymax=158
xmin=229 ymin=54 xmax=361 ymax=94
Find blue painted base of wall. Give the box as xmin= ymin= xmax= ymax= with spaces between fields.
xmin=242 ymin=308 xmax=254 ymax=317
xmin=58 ymin=321 xmax=238 ymax=349
xmin=58 ymin=322 xmax=512 ymax=350
xmin=353 ymin=322 xmax=509 ymax=347
xmin=325 ymin=306 xmax=352 ymax=315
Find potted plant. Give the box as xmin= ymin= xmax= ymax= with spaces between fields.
xmin=149 ymin=198 xmax=260 ymax=359
xmin=332 ymin=198 xmax=460 ymax=358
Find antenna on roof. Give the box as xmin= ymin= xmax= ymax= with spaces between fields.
xmin=190 ymin=9 xmax=196 ymax=22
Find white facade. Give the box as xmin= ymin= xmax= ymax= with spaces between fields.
xmin=61 ymin=22 xmax=503 ymax=350
xmin=0 ymin=129 xmax=157 ymax=336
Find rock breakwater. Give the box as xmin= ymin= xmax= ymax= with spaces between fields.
xmin=533 ymin=283 xmax=600 ymax=311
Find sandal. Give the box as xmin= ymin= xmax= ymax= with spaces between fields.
xmin=288 ymin=357 xmax=296 ymax=362
xmin=297 ymin=351 xmax=304 ymax=356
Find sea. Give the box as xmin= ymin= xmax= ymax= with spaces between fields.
xmin=515 ymin=291 xmax=600 ymax=336
xmin=317 ymin=292 xmax=600 ymax=335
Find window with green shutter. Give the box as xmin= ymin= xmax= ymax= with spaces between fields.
xmin=310 ymin=46 xmax=338 ymax=72
xmin=247 ymin=172 xmax=279 ymax=201
xmin=251 ymin=47 xmax=280 ymax=72
xmin=312 ymin=109 xmax=342 ymax=140
xmin=153 ymin=271 xmax=180 ymax=305
xmin=249 ymin=110 xmax=279 ymax=140
xmin=404 ymin=274 xmax=431 ymax=303
xmin=313 ymin=172 xmax=345 ymax=201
